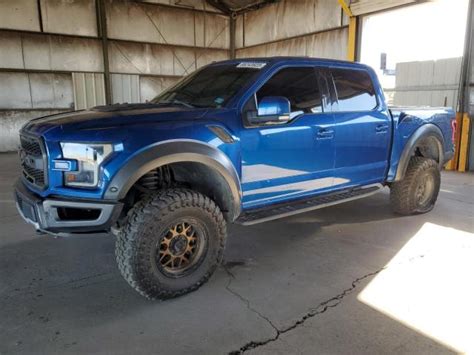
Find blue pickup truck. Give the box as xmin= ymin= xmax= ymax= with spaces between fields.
xmin=15 ymin=57 xmax=455 ymax=299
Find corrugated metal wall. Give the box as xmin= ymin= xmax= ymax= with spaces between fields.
xmin=0 ymin=0 xmax=349 ymax=151
xmin=72 ymin=73 xmax=106 ymax=109
xmin=391 ymin=57 xmax=462 ymax=109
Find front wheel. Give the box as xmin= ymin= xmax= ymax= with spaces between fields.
xmin=390 ymin=157 xmax=441 ymax=215
xmin=115 ymin=189 xmax=226 ymax=299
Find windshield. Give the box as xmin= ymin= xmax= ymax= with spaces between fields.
xmin=151 ymin=64 xmax=261 ymax=108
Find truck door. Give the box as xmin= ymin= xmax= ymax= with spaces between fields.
xmin=240 ymin=66 xmax=336 ymax=209
xmin=329 ymin=67 xmax=391 ymax=188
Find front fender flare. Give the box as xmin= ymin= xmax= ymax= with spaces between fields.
xmin=104 ymin=139 xmax=242 ymax=220
xmin=394 ymin=124 xmax=445 ymax=181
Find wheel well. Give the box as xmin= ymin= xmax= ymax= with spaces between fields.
xmin=413 ymin=135 xmax=442 ymax=163
xmin=122 ymin=162 xmax=237 ymax=222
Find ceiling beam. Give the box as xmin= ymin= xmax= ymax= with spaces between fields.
xmin=205 ymin=0 xmax=279 ymax=16
xmin=205 ymin=0 xmax=232 ymax=15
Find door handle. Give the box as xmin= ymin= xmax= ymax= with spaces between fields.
xmin=316 ymin=128 xmax=334 ymax=140
xmin=375 ymin=124 xmax=388 ymax=133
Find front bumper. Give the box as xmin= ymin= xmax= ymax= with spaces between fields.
xmin=14 ymin=179 xmax=123 ymax=235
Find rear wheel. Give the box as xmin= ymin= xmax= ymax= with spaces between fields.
xmin=390 ymin=157 xmax=440 ymax=215
xmin=115 ymin=188 xmax=226 ymax=299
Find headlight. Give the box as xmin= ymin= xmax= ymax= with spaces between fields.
xmin=60 ymin=142 xmax=113 ymax=188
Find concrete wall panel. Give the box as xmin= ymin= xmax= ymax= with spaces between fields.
xmin=139 ymin=75 xmax=181 ymax=102
xmin=109 ymin=41 xmax=177 ymax=75
xmin=173 ymin=47 xmax=201 ymax=75
xmin=108 ymin=40 xmax=227 ymax=76
xmin=0 ymin=32 xmax=25 ymax=69
xmin=107 ymin=1 xmax=229 ymax=49
xmin=241 ymin=0 xmax=342 ymax=47
xmin=0 ymin=109 xmax=69 ymax=151
xmin=0 ymin=31 xmax=103 ymax=72
xmin=0 ymin=0 xmax=40 ymax=32
xmin=0 ymin=73 xmax=31 ymax=109
xmin=110 ymin=41 xmax=176 ymax=75
xmin=305 ymin=28 xmax=348 ymax=59
xmin=265 ymin=37 xmax=307 ymax=57
xmin=237 ymin=28 xmax=348 ymax=60
xmin=40 ymin=0 xmax=98 ymax=37
xmin=0 ymin=72 xmax=73 ymax=109
xmin=29 ymin=73 xmax=74 ymax=108
xmin=107 ymin=2 xmax=194 ymax=47
xmin=195 ymin=12 xmax=229 ymax=49
xmin=235 ymin=45 xmax=265 ymax=58
xmin=195 ymin=48 xmax=229 ymax=68
xmin=23 ymin=34 xmax=103 ymax=71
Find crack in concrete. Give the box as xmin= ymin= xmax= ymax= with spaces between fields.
xmin=223 ymin=265 xmax=280 ymax=335
xmin=226 ymin=253 xmax=431 ymax=354
xmin=226 ymin=267 xmax=386 ymax=354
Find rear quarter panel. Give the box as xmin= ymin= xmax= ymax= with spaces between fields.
xmin=387 ymin=107 xmax=455 ymax=181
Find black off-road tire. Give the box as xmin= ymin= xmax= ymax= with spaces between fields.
xmin=115 ymin=188 xmax=226 ymax=300
xmin=390 ymin=157 xmax=441 ymax=215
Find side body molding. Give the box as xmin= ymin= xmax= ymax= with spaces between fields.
xmin=393 ymin=123 xmax=445 ymax=181
xmin=104 ymin=140 xmax=242 ymax=220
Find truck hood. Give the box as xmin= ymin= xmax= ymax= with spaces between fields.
xmin=23 ymin=103 xmax=208 ymax=136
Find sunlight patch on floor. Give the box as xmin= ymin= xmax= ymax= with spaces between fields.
xmin=358 ymin=222 xmax=474 ymax=353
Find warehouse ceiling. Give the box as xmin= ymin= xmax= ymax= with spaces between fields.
xmin=206 ymin=0 xmax=278 ymax=14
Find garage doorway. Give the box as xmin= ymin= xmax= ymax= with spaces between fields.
xmin=359 ymin=0 xmax=469 ymax=109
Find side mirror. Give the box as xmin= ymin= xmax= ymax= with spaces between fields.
xmin=248 ymin=96 xmax=291 ymax=124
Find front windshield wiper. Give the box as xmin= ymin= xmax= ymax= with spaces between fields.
xmin=157 ymin=99 xmax=195 ymax=109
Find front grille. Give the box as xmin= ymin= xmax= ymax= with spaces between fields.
xmin=19 ymin=134 xmax=47 ymax=189
xmin=20 ymin=135 xmax=43 ymax=156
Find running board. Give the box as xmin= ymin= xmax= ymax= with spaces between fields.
xmin=236 ymin=184 xmax=383 ymax=226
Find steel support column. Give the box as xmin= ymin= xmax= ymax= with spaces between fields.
xmin=96 ymin=0 xmax=112 ymax=105
xmin=229 ymin=14 xmax=236 ymax=59
xmin=451 ymin=0 xmax=473 ymax=172
xmin=338 ymin=0 xmax=357 ymax=61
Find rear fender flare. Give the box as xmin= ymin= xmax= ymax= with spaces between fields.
xmin=394 ymin=124 xmax=445 ymax=181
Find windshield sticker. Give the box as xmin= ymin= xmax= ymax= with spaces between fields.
xmin=237 ymin=62 xmax=267 ymax=69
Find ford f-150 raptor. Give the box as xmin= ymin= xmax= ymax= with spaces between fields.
xmin=15 ymin=57 xmax=455 ymax=299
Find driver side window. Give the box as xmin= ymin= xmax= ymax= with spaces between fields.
xmin=243 ymin=66 xmax=324 ymax=126
xmin=257 ymin=67 xmax=323 ymax=119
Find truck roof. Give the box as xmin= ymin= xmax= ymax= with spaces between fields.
xmin=211 ymin=56 xmax=371 ymax=70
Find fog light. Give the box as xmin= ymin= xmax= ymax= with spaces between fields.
xmin=52 ymin=160 xmax=76 ymax=171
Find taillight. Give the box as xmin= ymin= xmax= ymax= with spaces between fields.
xmin=451 ymin=118 xmax=457 ymax=143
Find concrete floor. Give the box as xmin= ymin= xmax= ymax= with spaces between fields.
xmin=1 ymin=152 xmax=473 ymax=354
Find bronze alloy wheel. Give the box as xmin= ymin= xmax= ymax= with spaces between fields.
xmin=116 ymin=188 xmax=226 ymax=299
xmin=155 ymin=219 xmax=207 ymax=277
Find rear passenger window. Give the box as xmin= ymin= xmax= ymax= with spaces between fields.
xmin=331 ymin=68 xmax=377 ymax=111
xmin=257 ymin=67 xmax=323 ymax=116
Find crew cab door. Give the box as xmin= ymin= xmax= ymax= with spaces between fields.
xmin=240 ymin=66 xmax=336 ymax=209
xmin=328 ymin=67 xmax=391 ymax=187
